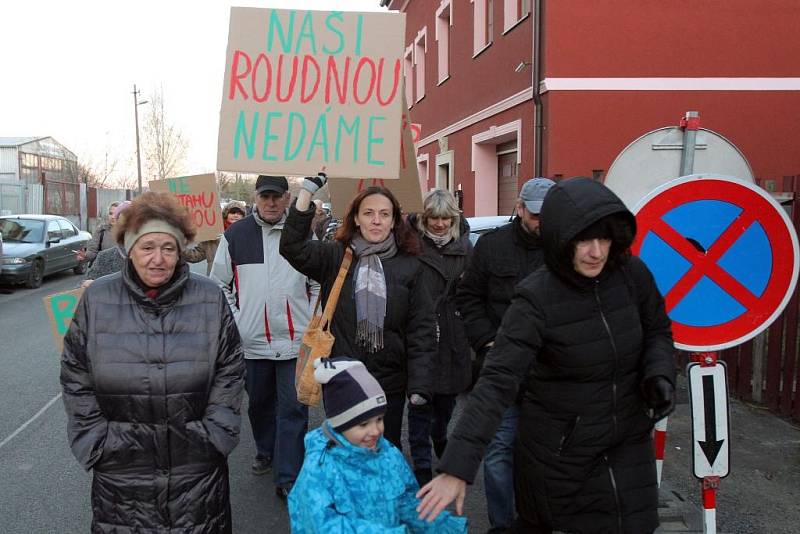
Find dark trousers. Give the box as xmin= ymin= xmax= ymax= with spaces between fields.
xmin=382 ymin=392 xmax=407 ymax=450
xmin=245 ymin=358 xmax=308 ymax=487
xmin=407 ymin=394 xmax=457 ymax=470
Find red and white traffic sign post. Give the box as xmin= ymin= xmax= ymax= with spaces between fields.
xmin=687 ymin=352 xmax=730 ymax=534
xmin=633 ymin=174 xmax=799 ymax=534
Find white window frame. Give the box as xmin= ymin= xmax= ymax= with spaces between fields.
xmin=435 ymin=150 xmax=455 ymax=192
xmin=417 ymin=153 xmax=430 ymax=193
xmin=435 ymin=0 xmax=452 ymax=85
xmin=503 ymin=0 xmax=530 ymax=33
xmin=404 ymin=45 xmax=414 ymax=107
xmin=414 ymin=28 xmax=428 ymax=103
xmin=471 ymin=119 xmax=522 ymax=216
xmin=471 ymin=0 xmax=493 ymax=57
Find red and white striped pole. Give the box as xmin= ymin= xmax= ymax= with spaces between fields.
xmin=653 ymin=416 xmax=668 ymax=486
xmin=693 ymin=351 xmax=720 ymax=534
xmin=702 ymin=475 xmax=720 ymax=533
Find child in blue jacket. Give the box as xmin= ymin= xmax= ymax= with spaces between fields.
xmin=288 ymin=357 xmax=467 ymax=533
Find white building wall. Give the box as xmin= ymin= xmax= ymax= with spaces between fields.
xmin=0 ymin=147 xmax=19 ymax=181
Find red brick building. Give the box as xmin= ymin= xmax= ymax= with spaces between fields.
xmin=383 ymin=0 xmax=800 ymax=216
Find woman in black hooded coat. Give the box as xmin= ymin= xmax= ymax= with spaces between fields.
xmin=418 ymin=177 xmax=676 ymax=533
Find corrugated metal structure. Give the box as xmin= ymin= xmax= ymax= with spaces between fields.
xmin=0 ymin=182 xmax=44 ymax=215
xmin=0 ymin=136 xmax=78 ymax=185
xmin=0 ymin=146 xmax=20 ymax=181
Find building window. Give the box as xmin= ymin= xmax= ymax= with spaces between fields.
xmin=417 ymin=154 xmax=430 ymax=192
xmin=471 ymin=120 xmax=522 ymax=216
xmin=436 ymin=151 xmax=455 ymax=192
xmin=414 ymin=29 xmax=427 ymax=103
xmin=436 ymin=0 xmax=451 ymax=84
xmin=472 ymin=0 xmax=493 ymax=56
xmin=504 ymin=0 xmax=530 ymax=32
xmin=404 ymin=46 xmax=414 ymax=106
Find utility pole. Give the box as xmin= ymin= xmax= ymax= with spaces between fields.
xmin=132 ymin=84 xmax=147 ymax=195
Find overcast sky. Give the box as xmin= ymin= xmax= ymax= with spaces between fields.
xmin=0 ymin=1 xmax=387 ymax=185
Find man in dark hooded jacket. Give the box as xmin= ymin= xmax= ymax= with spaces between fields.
xmin=418 ymin=177 xmax=676 ymax=534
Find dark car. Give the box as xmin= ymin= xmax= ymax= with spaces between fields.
xmin=0 ymin=215 xmax=91 ymax=288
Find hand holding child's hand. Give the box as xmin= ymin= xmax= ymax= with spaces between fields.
xmin=416 ymin=473 xmax=466 ymax=522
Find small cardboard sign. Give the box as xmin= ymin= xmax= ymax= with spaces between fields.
xmin=328 ymin=98 xmax=423 ymax=217
xmin=217 ymin=7 xmax=406 ymax=180
xmin=149 ymin=174 xmax=224 ymax=243
xmin=43 ymin=288 xmax=84 ymax=352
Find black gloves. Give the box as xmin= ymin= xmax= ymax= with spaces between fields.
xmin=643 ymin=376 xmax=675 ymax=422
xmin=302 ymin=172 xmax=328 ymax=194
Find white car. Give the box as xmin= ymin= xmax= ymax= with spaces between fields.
xmin=466 ymin=215 xmax=513 ymax=245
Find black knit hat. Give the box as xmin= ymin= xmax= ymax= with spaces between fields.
xmin=314 ymin=357 xmax=387 ymax=432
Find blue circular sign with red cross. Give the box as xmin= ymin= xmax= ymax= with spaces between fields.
xmin=632 ymin=174 xmax=799 ymax=351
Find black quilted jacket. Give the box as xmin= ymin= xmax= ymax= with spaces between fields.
xmin=280 ymin=203 xmax=436 ymax=398
xmin=60 ymin=261 xmax=244 ymax=533
xmin=438 ymin=178 xmax=676 ymax=533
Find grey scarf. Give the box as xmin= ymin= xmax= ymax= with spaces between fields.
xmin=351 ymin=233 xmax=397 ymax=353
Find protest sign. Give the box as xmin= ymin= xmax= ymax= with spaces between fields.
xmin=328 ymin=97 xmax=423 ymax=217
xmin=149 ymin=174 xmax=224 ymax=243
xmin=218 ymin=8 xmax=406 ymax=180
xmin=43 ymin=288 xmax=84 ymax=352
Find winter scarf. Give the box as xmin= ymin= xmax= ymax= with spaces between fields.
xmin=351 ymin=233 xmax=397 ymax=353
xmin=423 ymin=230 xmax=452 ymax=248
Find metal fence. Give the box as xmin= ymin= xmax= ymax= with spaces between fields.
xmin=0 ymin=182 xmax=43 ymax=215
xmin=0 ymin=182 xmax=24 ymax=215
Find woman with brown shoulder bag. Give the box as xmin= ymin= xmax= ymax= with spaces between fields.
xmin=280 ymin=173 xmax=436 ymax=451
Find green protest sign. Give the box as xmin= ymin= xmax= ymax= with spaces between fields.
xmin=149 ymin=173 xmax=224 ymax=243
xmin=43 ymin=288 xmax=84 ymax=352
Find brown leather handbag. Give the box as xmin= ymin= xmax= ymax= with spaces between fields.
xmin=295 ymin=248 xmax=353 ymax=406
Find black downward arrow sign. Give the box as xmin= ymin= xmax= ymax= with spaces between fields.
xmin=699 ymin=374 xmax=724 ymax=466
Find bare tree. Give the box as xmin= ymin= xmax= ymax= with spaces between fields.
xmin=217 ymin=171 xmax=256 ymax=201
xmin=142 ymin=87 xmax=188 ymax=180
xmin=64 ymin=157 xmax=118 ymax=189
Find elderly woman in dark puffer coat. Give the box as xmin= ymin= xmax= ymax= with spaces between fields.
xmin=60 ymin=192 xmax=244 ymax=534
xmin=419 ymin=178 xmax=676 ymax=534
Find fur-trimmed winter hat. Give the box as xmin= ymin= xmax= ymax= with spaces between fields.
xmin=314 ymin=357 xmax=387 ymax=432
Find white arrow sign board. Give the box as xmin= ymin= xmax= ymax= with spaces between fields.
xmin=688 ymin=362 xmax=731 ymax=479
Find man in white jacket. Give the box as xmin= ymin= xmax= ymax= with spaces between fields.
xmin=211 ymin=175 xmax=319 ymax=500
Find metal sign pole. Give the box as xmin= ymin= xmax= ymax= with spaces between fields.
xmin=655 ymin=110 xmax=699 ymax=491
xmin=680 ymin=111 xmax=701 ymax=177
xmin=654 ymin=416 xmax=668 ymax=487
xmin=691 ymin=351 xmax=720 ymax=534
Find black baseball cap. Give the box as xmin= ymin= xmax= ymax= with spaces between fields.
xmin=255 ymin=175 xmax=288 ymax=195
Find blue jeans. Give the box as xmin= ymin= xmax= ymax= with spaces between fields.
xmin=245 ymin=358 xmax=309 ymax=488
xmin=407 ymin=394 xmax=457 ymax=470
xmin=484 ymin=405 xmax=519 ymax=530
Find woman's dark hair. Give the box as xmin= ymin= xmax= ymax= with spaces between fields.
xmin=334 ymin=186 xmax=419 ymax=255
xmin=569 ymin=212 xmax=634 ymax=272
xmin=114 ymin=191 xmax=197 ymax=244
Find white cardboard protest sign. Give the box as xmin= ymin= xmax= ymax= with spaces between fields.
xmin=218 ymin=8 xmax=406 ymax=180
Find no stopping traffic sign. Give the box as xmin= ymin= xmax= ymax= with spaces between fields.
xmin=632 ymin=175 xmax=799 ymax=351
